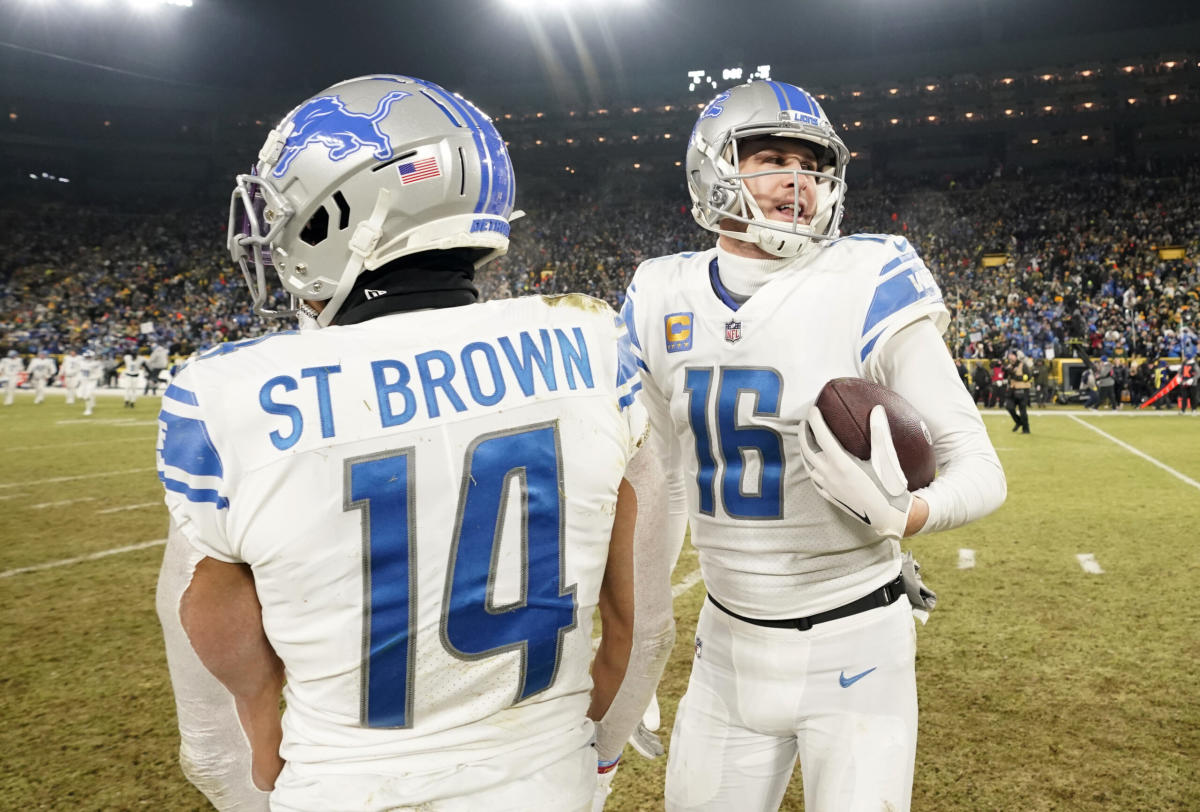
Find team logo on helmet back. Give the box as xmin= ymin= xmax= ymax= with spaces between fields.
xmin=271 ymin=90 xmax=411 ymax=178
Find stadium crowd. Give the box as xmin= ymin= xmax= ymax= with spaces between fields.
xmin=2 ymin=162 xmax=1198 ymax=374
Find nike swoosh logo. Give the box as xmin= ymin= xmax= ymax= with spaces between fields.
xmin=839 ymin=667 xmax=877 ymax=688
xmin=832 ymin=497 xmax=870 ymax=525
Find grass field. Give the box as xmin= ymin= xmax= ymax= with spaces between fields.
xmin=2 ymin=392 xmax=1198 ymax=811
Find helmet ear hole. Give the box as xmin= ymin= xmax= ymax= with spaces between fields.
xmin=300 ymin=206 xmax=330 ymax=246
xmin=332 ymin=191 xmax=351 ymax=231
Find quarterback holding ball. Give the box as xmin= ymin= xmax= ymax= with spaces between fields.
xmin=621 ymin=79 xmax=1006 ymax=811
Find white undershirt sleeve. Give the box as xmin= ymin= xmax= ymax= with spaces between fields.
xmin=156 ymin=521 xmax=271 ymax=812
xmin=592 ymin=440 xmax=676 ymax=761
xmin=870 ymin=319 xmax=1007 ymax=534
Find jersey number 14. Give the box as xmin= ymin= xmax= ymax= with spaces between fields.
xmin=345 ymin=422 xmax=577 ymax=728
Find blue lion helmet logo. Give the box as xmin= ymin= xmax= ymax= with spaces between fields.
xmin=271 ymin=90 xmax=411 ymax=178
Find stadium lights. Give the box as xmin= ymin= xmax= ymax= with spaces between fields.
xmin=1001 ymin=77 xmax=1014 ymax=85
xmin=888 ymin=88 xmax=898 ymax=95
xmin=1031 ymin=138 xmax=1039 ymax=144
xmin=1081 ymin=134 xmax=1089 ymax=141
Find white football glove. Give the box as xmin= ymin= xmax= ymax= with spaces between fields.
xmin=800 ymin=404 xmax=913 ymax=540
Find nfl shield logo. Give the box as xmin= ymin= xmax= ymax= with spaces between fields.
xmin=724 ymin=320 xmax=742 ymax=344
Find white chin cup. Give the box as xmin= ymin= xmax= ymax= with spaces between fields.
xmin=745 ymin=222 xmax=806 ymax=258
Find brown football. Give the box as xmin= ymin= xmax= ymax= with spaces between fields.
xmin=814 ymin=377 xmax=936 ymax=490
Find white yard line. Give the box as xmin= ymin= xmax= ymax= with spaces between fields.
xmin=96 ymin=502 xmax=163 ymax=514
xmin=1075 ymin=553 xmax=1105 ymax=574
xmin=0 ymin=539 xmax=166 ymax=579
xmin=957 ymin=548 xmax=976 ymax=569
xmin=31 ymin=497 xmax=97 ymax=509
xmin=2 ymin=436 xmax=151 ymax=453
xmin=672 ymin=567 xmax=704 ymax=598
xmin=0 ymin=468 xmax=156 ymax=490
xmin=1068 ymin=415 xmax=1200 ymax=492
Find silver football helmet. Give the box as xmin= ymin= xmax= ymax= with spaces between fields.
xmin=229 ymin=75 xmax=518 ymax=327
xmin=687 ymin=80 xmax=849 ymax=259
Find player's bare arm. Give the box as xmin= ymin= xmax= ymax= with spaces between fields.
xmin=588 ymin=477 xmax=638 ymax=724
xmin=180 ymin=557 xmax=285 ymax=792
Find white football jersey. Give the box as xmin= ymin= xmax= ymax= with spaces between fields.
xmin=157 ymin=295 xmax=645 ymax=808
xmin=28 ymin=357 xmax=56 ymax=380
xmin=78 ymin=358 xmax=103 ymax=381
xmin=63 ymin=354 xmax=82 ymax=377
xmin=623 ymin=235 xmax=949 ymax=618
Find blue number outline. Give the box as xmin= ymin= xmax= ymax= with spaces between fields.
xmin=441 ymin=421 xmax=577 ymax=705
xmin=346 ymin=422 xmax=576 ymax=728
xmin=716 ymin=366 xmax=785 ymax=520
xmin=685 ymin=366 xmax=785 ymax=520
xmin=345 ymin=447 xmax=418 ymax=729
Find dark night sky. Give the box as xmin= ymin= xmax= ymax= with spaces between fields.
xmin=2 ymin=0 xmax=1199 ymax=106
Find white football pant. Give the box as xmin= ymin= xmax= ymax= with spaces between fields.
xmin=80 ymin=381 xmax=97 ymax=415
xmin=665 ymin=595 xmax=917 ymax=812
xmin=65 ymin=375 xmax=80 ymax=404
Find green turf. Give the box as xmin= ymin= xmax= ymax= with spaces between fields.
xmin=2 ymin=397 xmax=1198 ymax=810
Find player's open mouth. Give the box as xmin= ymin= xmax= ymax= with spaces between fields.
xmin=776 ymin=203 xmax=805 ymax=221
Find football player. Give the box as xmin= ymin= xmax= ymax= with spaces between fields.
xmin=155 ymin=75 xmax=674 ymax=812
xmin=121 ymin=352 xmax=145 ymax=408
xmin=1 ymin=350 xmax=22 ymax=405
xmin=620 ymin=80 xmax=1007 ymax=811
xmin=78 ymin=349 xmax=103 ymax=416
xmin=28 ymin=349 xmax=58 ymax=404
xmin=62 ymin=348 xmax=82 ymax=404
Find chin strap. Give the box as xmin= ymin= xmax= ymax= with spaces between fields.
xmin=317 ymin=187 xmax=392 ymax=327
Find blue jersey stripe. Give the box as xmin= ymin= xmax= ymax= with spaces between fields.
xmin=159 ymin=411 xmax=224 ymax=479
xmin=618 ymin=380 xmax=644 ymax=411
xmin=615 ymin=325 xmax=640 ymax=390
xmin=618 ymin=296 xmax=642 ymax=351
xmin=160 ymin=474 xmax=230 ymax=510
xmin=860 ymin=333 xmax=881 ymax=363
xmin=862 ymin=272 xmax=928 ymax=337
xmin=879 ymin=251 xmax=919 ymax=277
xmin=164 ymin=384 xmax=198 ymax=406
